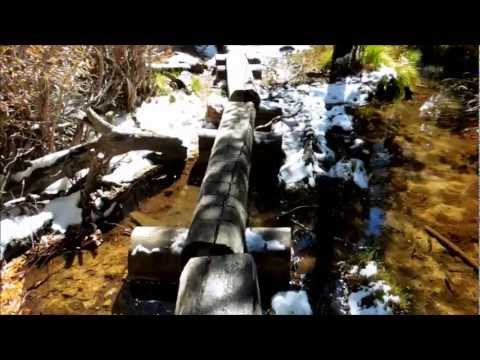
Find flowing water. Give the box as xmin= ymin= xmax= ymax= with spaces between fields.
xmin=354 ymin=82 xmax=478 ymax=314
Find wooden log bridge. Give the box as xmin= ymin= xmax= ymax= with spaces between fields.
xmin=125 ymin=50 xmax=291 ymax=315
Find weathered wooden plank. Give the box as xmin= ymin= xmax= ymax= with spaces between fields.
xmin=226 ymin=53 xmax=260 ymax=107
xmin=182 ymin=102 xmax=255 ymax=260
xmin=175 ymin=253 xmax=262 ymax=315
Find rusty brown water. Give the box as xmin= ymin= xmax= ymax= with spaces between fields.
xmin=351 ymin=81 xmax=478 ymax=314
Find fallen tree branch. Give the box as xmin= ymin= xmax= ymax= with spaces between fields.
xmin=255 ymin=103 xmax=303 ymax=131
xmin=425 ymin=225 xmax=478 ymax=272
xmin=7 ymin=109 xmax=187 ymax=197
xmin=278 ymin=205 xmax=321 ymax=217
xmin=86 ymin=107 xmax=114 ymax=134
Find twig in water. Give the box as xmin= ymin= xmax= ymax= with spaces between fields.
xmin=278 ymin=205 xmax=321 ymax=217
xmin=425 ymin=225 xmax=478 ymax=272
xmin=255 ymin=103 xmax=304 ymax=131
xmin=290 ymin=217 xmax=313 ymax=232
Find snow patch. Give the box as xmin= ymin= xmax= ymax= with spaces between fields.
xmin=169 ymin=229 xmax=189 ymax=255
xmin=43 ymin=169 xmax=89 ymax=195
xmin=102 ymin=151 xmax=155 ymax=184
xmin=359 ymin=261 xmax=378 ymax=277
xmin=328 ymin=159 xmax=369 ymax=189
xmin=348 ymin=281 xmax=400 ymax=315
xmin=271 ymin=290 xmax=313 ymax=315
xmin=131 ymin=244 xmax=162 ymax=256
xmin=114 ymin=91 xmax=205 ymax=157
xmin=44 ymin=191 xmax=83 ymax=233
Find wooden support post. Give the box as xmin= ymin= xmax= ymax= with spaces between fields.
xmin=175 ymin=253 xmax=262 ymax=315
xmin=246 ymin=227 xmax=292 ymax=301
xmin=128 ymin=227 xmax=187 ymax=282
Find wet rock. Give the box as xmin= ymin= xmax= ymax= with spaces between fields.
xmin=375 ymin=76 xmax=401 ymax=102
xmin=404 ymin=86 xmax=414 ymax=100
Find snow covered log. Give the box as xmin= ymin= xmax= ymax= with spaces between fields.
xmin=226 ymin=52 xmax=261 ymax=107
xmin=8 ymin=109 xmax=187 ymax=195
xmin=182 ymin=102 xmax=255 ymax=259
xmin=175 ymin=253 xmax=262 ymax=315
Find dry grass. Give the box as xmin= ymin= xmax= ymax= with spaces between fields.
xmin=0 ymin=45 xmax=157 ymax=199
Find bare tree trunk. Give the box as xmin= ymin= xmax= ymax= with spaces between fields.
xmin=330 ymin=45 xmax=362 ymax=82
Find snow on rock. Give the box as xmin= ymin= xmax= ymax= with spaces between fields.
xmin=245 ymin=228 xmax=287 ymax=252
xmin=271 ymin=290 xmax=313 ymax=315
xmin=348 ymin=281 xmax=401 ymax=315
xmin=359 ymin=261 xmax=378 ymax=277
xmin=336 ymin=261 xmax=401 ymax=315
xmin=131 ymin=244 xmax=162 ymax=256
xmin=113 ymin=91 xmax=206 ymax=157
xmin=328 ymin=159 xmax=369 ymax=189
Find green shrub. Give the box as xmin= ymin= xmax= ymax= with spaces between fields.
xmin=291 ymin=45 xmax=334 ymax=73
xmin=153 ymin=73 xmax=171 ymax=96
xmin=361 ymin=45 xmax=421 ymax=93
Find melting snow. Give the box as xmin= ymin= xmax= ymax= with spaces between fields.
xmin=269 ymin=66 xmax=395 ymax=191
xmin=271 ymin=290 xmax=313 ymax=315
xmin=43 ymin=191 xmax=83 ymax=233
xmin=348 ymin=281 xmax=401 ymax=315
xmin=337 ymin=261 xmax=400 ymax=315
